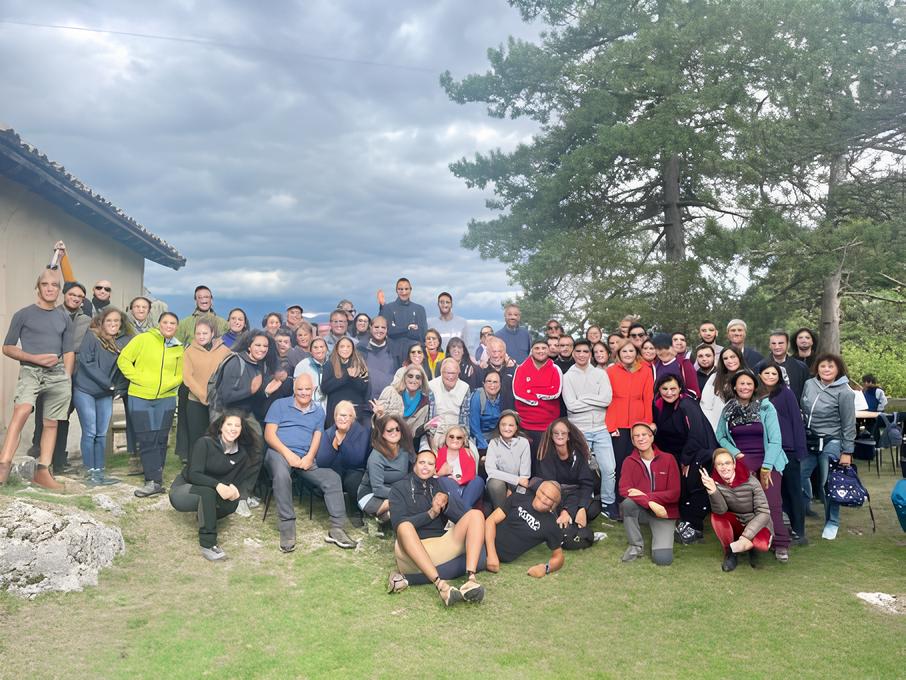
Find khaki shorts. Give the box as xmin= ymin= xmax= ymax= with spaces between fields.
xmin=395 ymin=528 xmax=465 ymax=575
xmin=13 ymin=364 xmax=71 ymax=420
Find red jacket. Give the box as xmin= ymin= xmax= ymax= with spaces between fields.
xmin=436 ymin=446 xmax=477 ymax=486
xmin=619 ymin=446 xmax=681 ymax=519
xmin=513 ymin=358 xmax=563 ymax=431
xmin=605 ymin=363 xmax=654 ymax=431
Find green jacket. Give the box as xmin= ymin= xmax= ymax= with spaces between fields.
xmin=176 ymin=309 xmax=228 ymax=346
xmin=117 ymin=328 xmax=184 ymax=400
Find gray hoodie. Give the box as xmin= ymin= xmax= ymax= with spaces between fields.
xmin=801 ymin=376 xmax=857 ymax=453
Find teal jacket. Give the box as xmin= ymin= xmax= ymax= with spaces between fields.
xmin=716 ymin=398 xmax=788 ymax=473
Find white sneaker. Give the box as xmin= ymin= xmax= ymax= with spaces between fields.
xmin=246 ymin=496 xmax=261 ymax=509
xmin=593 ymin=531 xmax=607 ymax=543
xmin=235 ymin=499 xmax=252 ymax=518
xmin=821 ymin=524 xmax=839 ymax=540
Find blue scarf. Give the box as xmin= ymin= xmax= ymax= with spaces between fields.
xmin=402 ymin=390 xmax=420 ymax=418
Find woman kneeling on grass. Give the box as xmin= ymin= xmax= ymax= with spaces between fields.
xmin=701 ymin=448 xmax=772 ymax=572
xmin=387 ymin=449 xmax=487 ymax=606
xmin=169 ymin=411 xmax=259 ymax=561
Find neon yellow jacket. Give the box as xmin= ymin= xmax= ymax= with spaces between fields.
xmin=117 ymin=328 xmax=184 ymax=400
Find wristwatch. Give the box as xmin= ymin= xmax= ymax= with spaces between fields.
xmin=544 ymin=562 xmax=550 ymax=575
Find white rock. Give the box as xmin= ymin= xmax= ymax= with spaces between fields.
xmin=93 ymin=494 xmax=125 ymax=517
xmin=856 ymin=592 xmax=902 ymax=614
xmin=0 ymin=500 xmax=125 ymax=598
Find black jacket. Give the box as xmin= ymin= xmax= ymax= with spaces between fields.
xmin=389 ymin=473 xmax=466 ymax=539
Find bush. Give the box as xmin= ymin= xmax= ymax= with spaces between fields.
xmin=842 ymin=337 xmax=906 ymax=398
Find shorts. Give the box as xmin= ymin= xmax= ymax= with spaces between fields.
xmin=14 ymin=364 xmax=71 ymax=420
xmin=394 ymin=528 xmax=466 ymax=575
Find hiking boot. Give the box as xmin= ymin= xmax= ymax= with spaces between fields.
xmin=127 ymin=454 xmax=143 ymax=476
xmin=134 ymin=480 xmax=163 ymax=497
xmin=279 ymin=522 xmax=296 ymax=553
xmin=32 ymin=464 xmax=64 ymax=491
xmin=459 ymin=579 xmax=485 ymax=604
xmin=721 ymin=548 xmax=738 ymax=572
xmin=621 ymin=545 xmax=644 ymax=562
xmin=234 ymin=500 xmax=252 ymax=518
xmin=325 ymin=527 xmax=357 ymax=549
xmin=387 ymin=572 xmax=409 ymax=594
xmin=200 ymin=545 xmax=227 ymax=561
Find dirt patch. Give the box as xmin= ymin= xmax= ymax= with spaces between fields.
xmin=856 ymin=592 xmax=906 ymax=615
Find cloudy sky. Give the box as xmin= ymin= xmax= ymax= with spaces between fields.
xmin=0 ymin=1 xmax=542 ymax=328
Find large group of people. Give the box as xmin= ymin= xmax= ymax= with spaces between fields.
xmin=0 ymin=241 xmax=886 ymax=605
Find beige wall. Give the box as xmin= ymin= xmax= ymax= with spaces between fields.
xmin=0 ymin=175 xmax=145 ymax=448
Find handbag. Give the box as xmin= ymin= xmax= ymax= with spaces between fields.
xmin=826 ymin=460 xmax=876 ymax=532
xmin=877 ymin=413 xmax=903 ymax=449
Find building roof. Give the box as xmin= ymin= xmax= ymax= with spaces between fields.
xmin=0 ymin=125 xmax=185 ymax=270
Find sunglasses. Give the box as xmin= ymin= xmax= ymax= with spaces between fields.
xmin=405 ymin=373 xmax=422 ymax=379
xmin=95 ymin=286 xmax=112 ymax=292
xmin=384 ymin=426 xmax=400 ymax=434
xmin=410 ymin=350 xmax=423 ymax=355
xmin=480 ymin=331 xmax=491 ymax=337
xmin=447 ymin=435 xmax=465 ymax=441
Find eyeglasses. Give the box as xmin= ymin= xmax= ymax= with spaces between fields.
xmin=95 ymin=286 xmax=112 ymax=292
xmin=448 ymin=435 xmax=465 ymax=441
xmin=629 ymin=332 xmax=646 ymax=338
xmin=384 ymin=426 xmax=400 ymax=434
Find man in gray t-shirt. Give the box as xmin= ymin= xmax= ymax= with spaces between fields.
xmin=0 ymin=269 xmax=75 ymax=490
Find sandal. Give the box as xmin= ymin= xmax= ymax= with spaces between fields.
xmin=459 ymin=574 xmax=485 ymax=604
xmin=387 ymin=572 xmax=409 ymax=594
xmin=434 ymin=576 xmax=463 ymax=607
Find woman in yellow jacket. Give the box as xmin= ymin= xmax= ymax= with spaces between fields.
xmin=117 ymin=312 xmax=184 ymax=497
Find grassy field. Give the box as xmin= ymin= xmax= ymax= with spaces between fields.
xmin=1 ymin=451 xmax=905 ymax=680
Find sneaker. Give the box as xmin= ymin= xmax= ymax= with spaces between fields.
xmin=234 ymin=500 xmax=252 ymax=518
xmin=775 ymin=547 xmax=790 ymax=563
xmin=602 ymin=503 xmax=620 ymax=521
xmin=200 ymin=545 xmax=227 ymax=561
xmin=94 ymin=470 xmax=120 ymax=486
xmin=821 ymin=524 xmax=839 ymax=541
xmin=721 ymin=549 xmax=738 ymax=572
xmin=387 ymin=572 xmax=408 ymax=594
xmin=792 ymin=533 xmax=809 ymax=547
xmin=678 ymin=525 xmax=704 ymax=545
xmin=459 ymin=579 xmax=485 ymax=603
xmin=134 ymin=480 xmax=163 ymax=498
xmin=804 ymin=507 xmax=818 ymax=518
xmin=246 ymin=496 xmax=261 ymax=509
xmin=325 ymin=527 xmax=357 ymax=549
xmin=621 ymin=545 xmax=644 ymax=562
xmin=592 ymin=531 xmax=607 ymax=543
xmin=350 ymin=513 xmax=364 ymax=528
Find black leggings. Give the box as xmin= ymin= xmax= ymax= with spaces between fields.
xmin=612 ymin=429 xmax=634 ymax=502
xmin=169 ymin=477 xmax=238 ymax=548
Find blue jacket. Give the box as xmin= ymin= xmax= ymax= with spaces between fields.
xmin=469 ymin=389 xmax=502 ymax=449
xmin=716 ymin=398 xmax=788 ymax=473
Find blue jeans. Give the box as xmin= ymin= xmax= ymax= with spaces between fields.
xmin=72 ymin=388 xmax=113 ymax=470
xmin=437 ymin=475 xmax=486 ymax=509
xmin=801 ymin=439 xmax=842 ymax=524
xmin=584 ymin=427 xmax=615 ymax=505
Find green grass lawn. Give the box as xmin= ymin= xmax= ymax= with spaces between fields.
xmin=1 ymin=451 xmax=905 ymax=679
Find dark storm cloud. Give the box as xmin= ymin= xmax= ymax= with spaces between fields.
xmin=0 ymin=1 xmax=541 ymax=319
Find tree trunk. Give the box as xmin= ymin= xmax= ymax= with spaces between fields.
xmin=816 ymin=153 xmax=849 ymax=355
xmin=663 ymin=154 xmax=684 ymax=262
xmin=818 ymin=262 xmax=843 ymax=355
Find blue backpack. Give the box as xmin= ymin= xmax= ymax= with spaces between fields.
xmin=826 ymin=461 xmax=876 ymax=532
xmin=891 ymin=479 xmax=906 ymax=533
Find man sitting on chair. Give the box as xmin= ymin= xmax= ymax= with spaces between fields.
xmin=264 ymin=373 xmax=356 ymax=552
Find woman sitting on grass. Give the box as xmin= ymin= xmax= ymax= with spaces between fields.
xmin=169 ymin=411 xmax=259 ymax=561
xmin=700 ymin=448 xmax=773 ymax=572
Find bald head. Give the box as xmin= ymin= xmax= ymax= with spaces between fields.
xmin=293 ymin=373 xmax=314 ymax=406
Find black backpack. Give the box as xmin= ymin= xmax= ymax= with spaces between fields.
xmin=206 ymin=353 xmax=245 ymax=421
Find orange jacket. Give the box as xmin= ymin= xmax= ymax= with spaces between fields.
xmin=605 ymin=363 xmax=653 ymax=431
